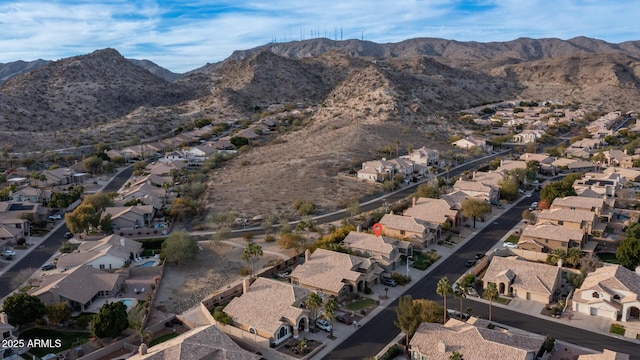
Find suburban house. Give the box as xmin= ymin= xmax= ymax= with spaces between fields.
xmin=578 ymin=349 xmax=630 ymax=360
xmin=482 ymin=256 xmax=562 ymax=304
xmin=495 ymin=160 xmax=527 ymax=174
xmin=223 ymin=277 xmax=312 ymax=347
xmin=550 ymin=196 xmax=613 ymax=221
xmin=31 ymin=265 xmax=125 ymax=312
xmin=603 ymin=167 xmax=640 ymax=182
xmin=103 ymin=205 xmax=155 ymax=230
xmin=409 ymin=318 xmax=544 ymax=360
xmin=519 ymin=152 xmax=555 ymax=166
xmin=512 ymin=129 xmax=545 ymax=143
xmin=0 ymin=204 xmax=33 ymax=246
xmin=342 ymin=231 xmax=408 ymax=273
xmin=518 ymin=223 xmax=587 ymax=253
xmin=401 ymin=146 xmax=440 ymax=165
xmin=573 ymin=172 xmax=625 ymax=198
xmin=56 ymin=235 xmax=142 ymax=271
xmin=42 ymin=167 xmax=85 ymax=186
xmin=471 ymin=171 xmax=505 ymax=191
xmin=572 ymin=265 xmax=640 ymax=322
xmin=379 ymin=213 xmax=437 ymax=247
xmin=452 ymin=179 xmax=499 ymax=204
xmin=7 ymin=186 xmax=47 ymax=203
xmin=451 ymin=137 xmax=489 ymax=150
xmin=357 ymin=158 xmax=414 ymax=181
xmin=536 ymin=208 xmax=597 ymax=235
xmin=129 ymin=324 xmax=260 ymax=360
xmin=117 ymin=180 xmax=165 ymax=210
xmin=289 ymin=248 xmax=384 ymax=298
xmin=404 ymin=197 xmax=462 ymax=228
xmin=0 ymin=312 xmax=15 ymax=344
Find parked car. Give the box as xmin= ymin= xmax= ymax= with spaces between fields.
xmin=336 ymin=314 xmax=351 ymax=324
xmin=465 ymin=259 xmax=477 ymax=267
xmin=64 ymin=232 xmax=73 ymax=239
xmin=382 ymin=277 xmax=397 ymax=287
xmin=475 ymin=253 xmax=485 ymax=259
xmin=41 ymin=263 xmax=56 ymax=271
xmin=315 ymin=318 xmax=331 ymax=332
xmin=277 ymin=270 xmax=291 ymax=279
xmin=2 ymin=250 xmax=16 ymax=258
xmin=503 ymin=242 xmax=519 ymax=249
xmin=48 ymin=214 xmax=62 ymax=221
xmin=467 ymin=287 xmax=479 ymax=297
xmin=529 ymin=202 xmax=538 ymax=211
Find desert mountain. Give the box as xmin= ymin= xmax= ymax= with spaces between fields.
xmin=0 ymin=59 xmax=50 ymax=84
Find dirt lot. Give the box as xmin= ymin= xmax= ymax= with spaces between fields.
xmin=153 ymin=239 xmax=290 ymax=316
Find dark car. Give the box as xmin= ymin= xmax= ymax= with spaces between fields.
xmin=336 ymin=314 xmax=351 ymax=324
xmin=465 ymin=259 xmax=477 ymax=267
xmin=475 ymin=253 xmax=485 ymax=259
xmin=382 ymin=277 xmax=397 ymax=287
xmin=64 ymin=232 xmax=73 ymax=239
xmin=41 ymin=263 xmax=56 ymax=271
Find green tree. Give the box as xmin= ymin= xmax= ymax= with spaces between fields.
xmin=306 ymin=292 xmax=323 ymax=331
xmin=540 ymin=181 xmax=577 ymax=204
xmin=65 ymin=203 xmax=100 ymax=234
xmin=415 ymin=183 xmax=441 ymax=199
xmin=565 ymin=248 xmax=583 ymax=268
xmin=324 ymin=297 xmax=338 ymax=338
xmin=1 ymin=293 xmax=46 ymax=325
xmin=436 ymin=276 xmax=452 ymax=324
xmin=90 ymin=301 xmax=129 ymax=338
xmin=230 ymin=136 xmax=249 ymax=147
xmin=132 ymin=161 xmax=147 ymax=175
xmin=347 ymin=199 xmax=361 ymax=217
xmin=450 ymin=351 xmax=464 ymax=360
xmin=99 ymin=213 xmax=113 ymax=233
xmin=499 ymin=176 xmax=519 ymax=201
xmin=394 ymin=295 xmax=421 ymax=348
xmin=414 ymin=299 xmax=444 ymax=323
xmin=461 ymin=198 xmax=492 ymax=228
xmin=83 ymin=155 xmax=103 ymax=176
xmin=46 ymin=303 xmax=72 ymax=325
xmin=546 ymin=248 xmax=567 ymax=266
xmin=616 ymin=237 xmax=640 ymax=270
xmin=162 ymin=230 xmax=198 ymax=265
xmin=84 ymin=192 xmax=114 ymax=214
xmin=242 ymin=242 xmax=263 ymax=278
xmin=295 ymin=217 xmax=315 ymax=253
xmin=484 ymin=282 xmax=499 ymax=321
xmin=453 ymin=282 xmax=468 ymax=320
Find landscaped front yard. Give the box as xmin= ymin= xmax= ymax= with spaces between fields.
xmin=346 ymin=298 xmax=375 ymax=311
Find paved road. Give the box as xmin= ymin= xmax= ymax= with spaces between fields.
xmin=0 ymin=166 xmax=133 ymax=299
xmin=324 ymin=190 xmax=640 ymax=360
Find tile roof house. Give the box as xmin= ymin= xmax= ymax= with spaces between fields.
xmin=451 ymin=137 xmax=489 ymax=151
xmin=482 ymin=256 xmax=562 ymax=304
xmin=342 ymin=231 xmax=408 ymax=272
xmin=379 ymin=213 xmax=437 ymax=248
xmin=495 ymin=160 xmax=527 ymax=174
xmin=117 ymin=181 xmax=165 ymax=211
xmin=602 ymin=167 xmax=640 ymax=182
xmin=550 ymin=196 xmax=612 ymax=221
xmin=518 ymin=153 xmax=555 ymax=165
xmin=31 ymin=265 xmax=124 ymax=312
xmin=103 ymin=205 xmax=155 ymax=231
xmin=572 ymin=265 xmax=640 ymax=322
xmin=57 ymin=235 xmax=142 ymax=271
xmin=401 ymin=146 xmax=440 ymax=165
xmin=573 ymin=172 xmax=625 ymax=198
xmin=536 ymin=208 xmax=597 ymax=235
xmin=453 ymin=179 xmax=499 ymax=203
xmin=512 ymin=129 xmax=545 ymax=143
xmin=578 ymin=349 xmax=630 ymax=360
xmin=290 ymin=248 xmax=383 ymax=298
xmin=518 ymin=223 xmax=586 ymax=253
xmin=404 ymin=197 xmax=461 ymax=227
xmin=7 ymin=186 xmax=46 ymax=203
xmin=471 ymin=171 xmax=505 ymax=190
xmin=224 ymin=277 xmax=312 ymax=347
xmin=129 ymin=324 xmax=260 ymax=360
xmin=409 ymin=318 xmax=544 ymax=360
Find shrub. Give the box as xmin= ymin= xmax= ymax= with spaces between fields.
xmin=364 ymin=287 xmax=372 ymax=295
xmin=239 ymin=267 xmax=250 ymax=276
xmin=379 ymin=345 xmax=401 ymax=360
xmin=610 ymin=323 xmax=626 ymax=336
xmin=391 ymin=272 xmax=411 ymax=285
xmin=213 ymin=309 xmax=231 ymax=325
xmin=264 ymin=234 xmax=276 ymax=243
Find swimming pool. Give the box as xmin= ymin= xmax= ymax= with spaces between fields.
xmin=119 ymin=299 xmax=135 ymax=308
xmin=137 ymin=261 xmax=156 ymax=267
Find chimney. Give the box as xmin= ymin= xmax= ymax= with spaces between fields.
xmin=139 ymin=343 xmax=148 ymax=355
xmin=305 ymin=249 xmax=311 ymax=263
xmin=243 ymin=278 xmax=250 ymax=294
xmin=120 ymin=238 xmax=125 ymax=246
xmin=0 ymin=312 xmax=7 ymax=324
xmin=412 ymin=197 xmax=416 ymax=207
xmin=437 ymin=340 xmax=447 ymax=353
xmin=557 ymin=258 xmax=563 ymax=268
xmin=356 ymin=225 xmax=362 ymax=232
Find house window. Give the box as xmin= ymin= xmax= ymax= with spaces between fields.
xmin=613 ymin=294 xmax=621 ymax=300
xmin=249 ymin=327 xmax=257 ymax=335
xmin=99 ymin=264 xmax=105 ymax=270
xmin=412 ymin=351 xmax=419 ymax=359
xmin=558 ymin=220 xmax=564 ymax=225
xmin=592 ymin=292 xmax=600 ymax=298
xmin=400 ymin=230 xmax=405 ymax=235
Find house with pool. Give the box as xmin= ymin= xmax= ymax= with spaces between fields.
xmin=31 ymin=265 xmax=125 ymax=312
xmin=57 ymin=235 xmax=143 ymax=271
xmin=223 ymin=277 xmax=313 ymax=347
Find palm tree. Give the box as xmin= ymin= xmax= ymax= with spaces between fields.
xmin=306 ymin=293 xmax=323 ymax=332
xmin=436 ymin=277 xmax=452 ymax=324
xmin=484 ymin=282 xmax=499 ymax=321
xmin=324 ymin=297 xmax=338 ymax=338
xmin=453 ymin=282 xmax=468 ymax=320
xmin=241 ymin=242 xmax=263 ymax=278
xmin=450 ymin=351 xmax=464 ymax=360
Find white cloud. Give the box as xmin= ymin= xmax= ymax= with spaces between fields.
xmin=0 ymin=0 xmax=637 ymax=73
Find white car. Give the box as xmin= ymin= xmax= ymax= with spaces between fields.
xmin=503 ymin=242 xmax=519 ymax=249
xmin=2 ymin=250 xmax=16 ymax=257
xmin=48 ymin=214 xmax=62 ymax=220
xmin=315 ymin=318 xmax=332 ymax=332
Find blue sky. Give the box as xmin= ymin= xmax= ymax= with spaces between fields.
xmin=0 ymin=0 xmax=638 ymax=73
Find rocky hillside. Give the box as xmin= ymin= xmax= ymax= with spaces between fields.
xmin=0 ymin=59 xmax=50 ymax=83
